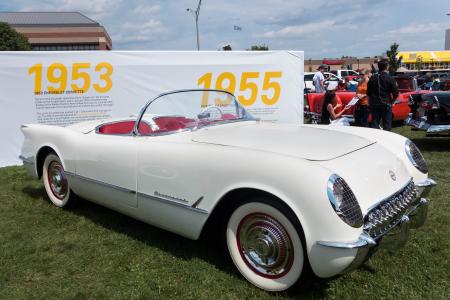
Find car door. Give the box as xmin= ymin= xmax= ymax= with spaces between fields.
xmin=136 ymin=135 xmax=205 ymax=205
xmin=75 ymin=133 xmax=138 ymax=208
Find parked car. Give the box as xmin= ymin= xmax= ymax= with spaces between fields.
xmin=394 ymin=75 xmax=418 ymax=93
xmin=330 ymin=69 xmax=360 ymax=78
xmin=304 ymin=72 xmax=339 ymax=92
xmin=405 ymin=91 xmax=450 ymax=134
xmin=20 ymin=89 xmax=436 ymax=291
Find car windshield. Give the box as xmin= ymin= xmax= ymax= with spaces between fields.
xmin=137 ymin=90 xmax=254 ymax=135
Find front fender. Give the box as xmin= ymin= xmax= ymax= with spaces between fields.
xmin=202 ymin=148 xmax=363 ymax=278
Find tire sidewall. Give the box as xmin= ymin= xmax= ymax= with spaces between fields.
xmin=226 ymin=201 xmax=304 ymax=292
xmin=42 ymin=153 xmax=71 ymax=207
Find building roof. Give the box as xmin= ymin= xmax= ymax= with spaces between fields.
xmin=0 ymin=12 xmax=99 ymax=27
xmin=398 ymin=51 xmax=450 ymax=63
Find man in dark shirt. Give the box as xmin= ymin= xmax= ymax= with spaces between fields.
xmin=367 ymin=59 xmax=399 ymax=131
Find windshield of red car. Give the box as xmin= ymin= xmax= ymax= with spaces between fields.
xmin=137 ymin=90 xmax=254 ymax=135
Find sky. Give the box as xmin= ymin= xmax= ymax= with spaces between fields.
xmin=1 ymin=0 xmax=450 ymax=58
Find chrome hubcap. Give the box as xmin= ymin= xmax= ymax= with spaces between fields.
xmin=48 ymin=161 xmax=68 ymax=200
xmin=237 ymin=213 xmax=293 ymax=278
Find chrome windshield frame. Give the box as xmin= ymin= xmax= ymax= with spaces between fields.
xmin=132 ymin=89 xmax=250 ymax=136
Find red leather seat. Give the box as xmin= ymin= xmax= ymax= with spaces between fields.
xmin=98 ymin=121 xmax=151 ymax=135
xmin=154 ymin=117 xmax=195 ymax=132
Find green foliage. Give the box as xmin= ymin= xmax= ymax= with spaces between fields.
xmin=0 ymin=126 xmax=448 ymax=299
xmin=248 ymin=44 xmax=269 ymax=51
xmin=415 ymin=56 xmax=423 ymax=71
xmin=386 ymin=42 xmax=402 ymax=74
xmin=0 ymin=22 xmax=31 ymax=51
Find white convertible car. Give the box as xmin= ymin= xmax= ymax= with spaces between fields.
xmin=20 ymin=89 xmax=435 ymax=291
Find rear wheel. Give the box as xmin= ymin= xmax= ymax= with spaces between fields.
xmin=226 ymin=200 xmax=305 ymax=291
xmin=42 ymin=153 xmax=77 ymax=208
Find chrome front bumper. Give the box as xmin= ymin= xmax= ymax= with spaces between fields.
xmin=405 ymin=116 xmax=450 ymax=133
xmin=317 ymin=178 xmax=436 ymax=273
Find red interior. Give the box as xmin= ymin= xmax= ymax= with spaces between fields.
xmin=97 ymin=114 xmax=239 ymax=135
xmin=153 ymin=116 xmax=196 ymax=132
xmin=97 ymin=116 xmax=199 ymax=135
xmin=98 ymin=121 xmax=152 ymax=135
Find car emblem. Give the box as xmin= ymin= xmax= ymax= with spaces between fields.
xmin=389 ymin=170 xmax=396 ymax=181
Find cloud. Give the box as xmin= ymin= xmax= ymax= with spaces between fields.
xmin=5 ymin=0 xmax=449 ymax=56
xmin=258 ymin=20 xmax=350 ymax=38
xmin=132 ymin=4 xmax=160 ymax=15
xmin=19 ymin=0 xmax=123 ymax=19
xmin=114 ymin=19 xmax=168 ymax=43
xmin=370 ymin=22 xmax=448 ymax=41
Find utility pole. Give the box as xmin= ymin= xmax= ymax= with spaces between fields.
xmin=187 ymin=0 xmax=202 ymax=50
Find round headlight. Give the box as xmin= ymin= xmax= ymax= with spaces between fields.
xmin=327 ymin=174 xmax=363 ymax=228
xmin=405 ymin=139 xmax=428 ymax=174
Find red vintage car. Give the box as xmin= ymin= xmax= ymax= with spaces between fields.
xmin=304 ymin=76 xmax=431 ymax=124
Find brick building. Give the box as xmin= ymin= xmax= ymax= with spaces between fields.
xmin=0 ymin=12 xmax=112 ymax=50
xmin=304 ymin=57 xmax=378 ymax=73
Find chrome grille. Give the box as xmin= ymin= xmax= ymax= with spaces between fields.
xmin=364 ymin=180 xmax=418 ymax=238
xmin=334 ymin=177 xmax=363 ymax=227
xmin=409 ymin=143 xmax=428 ymax=173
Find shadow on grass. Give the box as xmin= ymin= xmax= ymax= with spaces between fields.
xmin=22 ymin=185 xmax=48 ymax=201
xmin=21 ymin=184 xmax=332 ymax=298
xmin=410 ymin=136 xmax=450 ymax=152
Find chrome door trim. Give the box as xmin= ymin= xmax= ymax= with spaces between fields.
xmin=65 ymin=171 xmax=208 ymax=215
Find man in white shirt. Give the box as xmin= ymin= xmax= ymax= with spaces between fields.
xmin=313 ymin=64 xmax=327 ymax=93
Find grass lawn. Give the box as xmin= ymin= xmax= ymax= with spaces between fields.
xmin=0 ymin=126 xmax=449 ymax=299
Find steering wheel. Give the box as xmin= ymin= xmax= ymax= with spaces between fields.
xmin=200 ymin=105 xmax=224 ymax=119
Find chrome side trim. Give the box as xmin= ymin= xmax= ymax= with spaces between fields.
xmin=19 ymin=155 xmax=34 ymax=165
xmin=65 ymin=172 xmax=208 ymax=215
xmin=137 ymin=192 xmax=208 ymax=215
xmin=191 ymin=196 xmax=204 ymax=208
xmin=65 ymin=171 xmax=135 ymax=194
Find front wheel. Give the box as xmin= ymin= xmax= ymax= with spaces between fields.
xmin=226 ymin=201 xmax=305 ymax=291
xmin=42 ymin=153 xmax=77 ymax=208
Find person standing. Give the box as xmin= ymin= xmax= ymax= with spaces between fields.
xmin=313 ymin=64 xmax=326 ymax=93
xmin=367 ymin=59 xmax=398 ymax=131
xmin=430 ymin=75 xmax=440 ymax=91
xmin=354 ymin=69 xmax=371 ymax=127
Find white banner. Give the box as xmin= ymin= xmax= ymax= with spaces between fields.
xmin=0 ymin=51 xmax=304 ymax=167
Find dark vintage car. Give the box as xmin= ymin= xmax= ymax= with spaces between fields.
xmin=405 ymin=91 xmax=450 ymax=134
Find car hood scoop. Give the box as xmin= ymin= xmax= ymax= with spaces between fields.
xmin=192 ymin=122 xmax=375 ymax=161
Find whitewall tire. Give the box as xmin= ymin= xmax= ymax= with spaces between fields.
xmin=226 ymin=201 xmax=305 ymax=291
xmin=42 ymin=153 xmax=76 ymax=208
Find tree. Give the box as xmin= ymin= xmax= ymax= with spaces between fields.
xmin=415 ymin=56 xmax=423 ymax=71
xmin=386 ymin=42 xmax=402 ymax=74
xmin=0 ymin=22 xmax=31 ymax=51
xmin=247 ymin=44 xmax=269 ymax=51
xmin=222 ymin=44 xmax=232 ymax=51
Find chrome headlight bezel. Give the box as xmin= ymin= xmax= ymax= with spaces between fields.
xmin=405 ymin=139 xmax=428 ymax=174
xmin=327 ymin=174 xmax=363 ymax=228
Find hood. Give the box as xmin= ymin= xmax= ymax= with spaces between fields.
xmin=192 ymin=122 xmax=375 ymax=161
